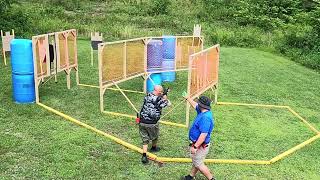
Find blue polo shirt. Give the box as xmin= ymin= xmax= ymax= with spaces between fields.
xmin=189 ymin=105 xmax=214 ymax=144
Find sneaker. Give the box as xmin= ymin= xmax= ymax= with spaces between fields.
xmin=182 ymin=175 xmax=193 ymax=180
xmin=150 ymin=146 xmax=161 ymax=152
xmin=141 ymin=155 xmax=149 ymax=164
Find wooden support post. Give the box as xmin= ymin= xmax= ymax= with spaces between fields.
xmin=65 ymin=32 xmax=70 ymax=89
xmin=98 ymin=44 xmax=104 ymax=112
xmin=55 ymin=32 xmax=61 ymax=72
xmin=1 ymin=30 xmax=6 ymax=66
xmin=32 ymin=37 xmax=40 ymax=103
xmin=100 ymin=87 xmax=105 ymax=112
xmin=186 ymin=53 xmax=193 ymax=127
xmin=91 ymin=47 xmax=94 ymax=66
xmin=214 ymin=84 xmax=218 ymax=104
xmin=186 ymin=102 xmax=190 ymax=128
xmin=52 ymin=38 xmax=58 ymax=83
xmin=143 ymin=38 xmax=150 ymax=93
xmin=2 ymin=48 xmax=6 ymax=66
xmin=175 ymin=36 xmax=178 ymax=70
xmin=201 ymin=37 xmax=204 ymax=50
xmin=143 ymin=74 xmax=147 ymax=94
xmin=75 ymin=67 xmax=79 ymax=85
xmin=123 ymin=42 xmax=127 ymax=78
xmin=66 ymin=69 xmax=71 ymax=89
xmin=73 ymin=30 xmax=79 ymax=85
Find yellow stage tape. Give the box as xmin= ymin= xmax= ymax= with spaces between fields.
xmin=37 ymin=102 xmax=320 ymax=165
xmin=217 ymin=102 xmax=289 ymax=108
xmin=103 ymin=111 xmax=187 ymax=128
xmin=270 ymin=133 xmax=320 ymax=163
xmin=78 ymin=83 xmax=99 ymax=88
xmin=37 ymin=102 xmax=157 ymax=159
xmin=103 ymin=111 xmax=136 ymax=119
xmin=107 ymin=87 xmax=145 ymax=94
xmin=286 ymin=107 xmax=320 ymax=134
xmin=157 ymin=157 xmax=270 ymax=165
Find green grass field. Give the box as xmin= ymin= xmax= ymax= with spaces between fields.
xmin=0 ymin=40 xmax=319 ymax=179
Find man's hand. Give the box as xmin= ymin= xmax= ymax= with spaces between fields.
xmin=163 ymin=87 xmax=170 ymax=96
xmin=182 ymin=91 xmax=188 ymax=99
xmin=163 ymin=95 xmax=168 ymax=100
xmin=190 ymin=146 xmax=197 ymax=154
xmin=183 ymin=91 xmax=197 ymax=109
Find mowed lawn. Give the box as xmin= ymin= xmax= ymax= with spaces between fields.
xmin=0 ymin=39 xmax=319 ymax=179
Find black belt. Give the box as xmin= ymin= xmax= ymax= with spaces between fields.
xmin=189 ymin=141 xmax=209 ymax=148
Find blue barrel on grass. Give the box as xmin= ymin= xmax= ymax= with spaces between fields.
xmin=12 ymin=74 xmax=35 ymax=103
xmin=162 ymin=36 xmax=176 ymax=59
xmin=147 ymin=73 xmax=162 ymax=93
xmin=10 ymin=39 xmax=34 ymax=74
xmin=10 ymin=39 xmax=35 ymax=103
xmin=161 ymin=60 xmax=176 ymax=82
xmin=147 ymin=40 xmax=163 ymax=72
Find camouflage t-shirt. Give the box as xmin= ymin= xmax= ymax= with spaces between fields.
xmin=140 ymin=93 xmax=169 ymax=124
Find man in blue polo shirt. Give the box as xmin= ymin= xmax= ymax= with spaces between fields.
xmin=183 ymin=95 xmax=215 ymax=180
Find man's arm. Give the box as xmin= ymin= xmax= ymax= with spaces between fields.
xmin=193 ymin=133 xmax=208 ymax=148
xmin=158 ymin=95 xmax=169 ymax=108
xmin=186 ymin=96 xmax=197 ymax=109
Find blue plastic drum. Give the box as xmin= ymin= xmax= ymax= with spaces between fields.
xmin=12 ymin=74 xmax=35 ymax=103
xmin=146 ymin=73 xmax=162 ymax=93
xmin=161 ymin=60 xmax=176 ymax=82
xmin=10 ymin=39 xmax=34 ymax=74
xmin=162 ymin=36 xmax=176 ymax=59
xmin=147 ymin=40 xmax=163 ymax=72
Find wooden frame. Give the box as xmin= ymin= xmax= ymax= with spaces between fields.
xmin=32 ymin=29 xmax=79 ymax=103
xmin=186 ymin=44 xmax=220 ymax=127
xmin=98 ymin=35 xmax=209 ymax=127
xmin=1 ymin=29 xmax=15 ymax=66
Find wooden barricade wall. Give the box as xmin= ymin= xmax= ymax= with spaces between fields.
xmin=188 ymin=44 xmax=220 ymax=98
xmin=185 ymin=44 xmax=220 ymax=127
xmin=32 ymin=29 xmax=79 ymax=103
xmin=98 ymin=36 xmax=204 ymax=113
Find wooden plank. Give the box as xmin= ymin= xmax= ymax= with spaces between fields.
xmin=55 ymin=32 xmax=61 ymax=72
xmin=91 ymin=47 xmax=93 ymax=66
xmin=103 ymin=72 xmax=145 ymax=88
xmin=98 ymin=44 xmax=104 ymax=112
xmin=73 ymin=31 xmax=79 ymax=85
xmin=186 ymin=54 xmax=193 ymax=127
xmin=112 ymin=81 xmax=139 ymax=113
xmin=32 ymin=37 xmax=40 ymax=103
xmin=123 ymin=42 xmax=127 ymax=78
xmin=45 ymin=35 xmax=51 ymax=78
xmin=190 ymin=44 xmax=220 ymax=57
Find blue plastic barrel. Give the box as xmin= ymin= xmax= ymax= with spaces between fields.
xmin=161 ymin=60 xmax=176 ymax=82
xmin=10 ymin=39 xmax=34 ymax=74
xmin=147 ymin=73 xmax=162 ymax=93
xmin=12 ymin=74 xmax=35 ymax=103
xmin=147 ymin=40 xmax=162 ymax=72
xmin=162 ymin=36 xmax=176 ymax=59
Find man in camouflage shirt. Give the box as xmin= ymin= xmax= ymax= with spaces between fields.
xmin=139 ymin=85 xmax=170 ymax=164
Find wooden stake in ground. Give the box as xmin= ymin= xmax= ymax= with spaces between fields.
xmin=91 ymin=32 xmax=103 ymax=66
xmin=1 ymin=29 xmax=15 ymax=66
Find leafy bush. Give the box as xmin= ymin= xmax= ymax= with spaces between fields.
xmin=148 ymin=0 xmax=171 ymax=15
